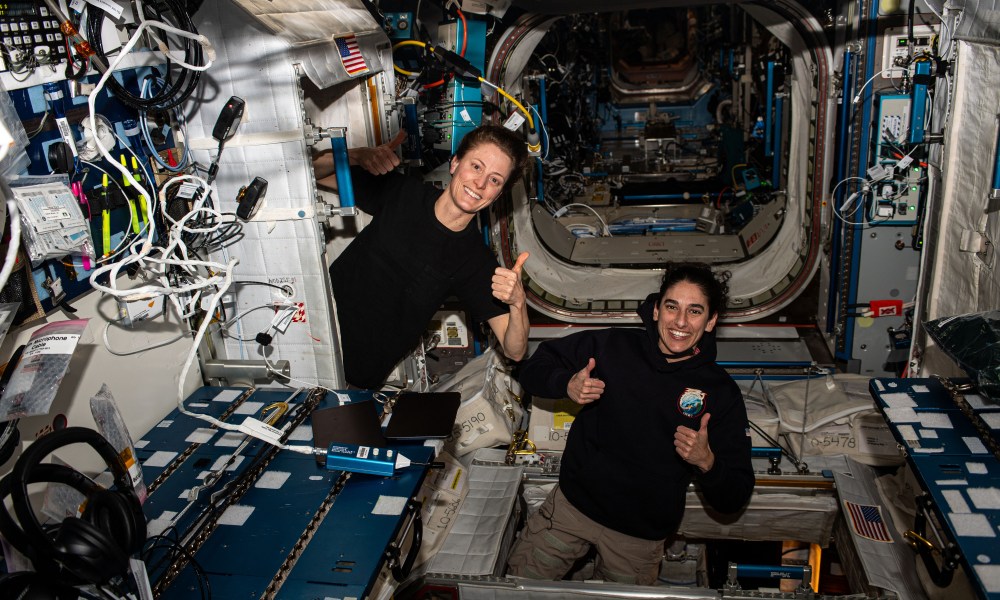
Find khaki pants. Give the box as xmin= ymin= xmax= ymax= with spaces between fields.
xmin=506 ymin=486 xmax=664 ymax=585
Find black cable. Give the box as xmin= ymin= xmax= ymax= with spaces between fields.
xmin=908 ymin=0 xmax=916 ymax=50
xmin=159 ymin=180 xmax=243 ymax=251
xmin=746 ymin=419 xmax=801 ymax=466
xmin=141 ymin=535 xmax=211 ymax=600
xmin=187 ymin=212 xmax=244 ymax=252
xmin=63 ymin=32 xmax=89 ymax=81
xmin=86 ymin=0 xmax=204 ymax=111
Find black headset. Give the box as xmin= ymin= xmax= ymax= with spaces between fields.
xmin=0 ymin=427 xmax=147 ymax=586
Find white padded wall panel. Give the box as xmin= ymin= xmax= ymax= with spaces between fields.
xmin=188 ymin=0 xmax=343 ymax=387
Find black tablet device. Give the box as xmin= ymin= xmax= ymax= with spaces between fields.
xmin=383 ymin=392 xmax=461 ymax=440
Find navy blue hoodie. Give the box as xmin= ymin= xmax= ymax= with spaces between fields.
xmin=518 ymin=293 xmax=755 ymax=540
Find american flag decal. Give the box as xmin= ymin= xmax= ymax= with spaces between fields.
xmin=335 ymin=34 xmax=369 ymax=76
xmin=845 ymin=501 xmax=893 ymax=542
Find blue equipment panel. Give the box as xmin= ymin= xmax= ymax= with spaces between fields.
xmin=139 ymin=387 xmax=433 ymax=600
xmin=9 ymin=70 xmax=171 ymax=317
xmin=870 ymin=378 xmax=1000 ymax=600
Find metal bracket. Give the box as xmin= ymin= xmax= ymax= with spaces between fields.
xmin=202 ymin=359 xmax=290 ymax=387
xmin=385 ymin=499 xmax=423 ymax=582
xmin=905 ymin=493 xmax=962 ymax=587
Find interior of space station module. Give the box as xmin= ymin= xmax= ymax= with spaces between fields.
xmin=0 ymin=0 xmax=997 ymax=599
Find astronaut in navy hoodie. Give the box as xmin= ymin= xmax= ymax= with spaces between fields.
xmin=507 ymin=262 xmax=754 ymax=585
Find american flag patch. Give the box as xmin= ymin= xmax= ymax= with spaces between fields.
xmin=335 ymin=34 xmax=369 ymax=76
xmin=844 ymin=501 xmax=893 ymax=542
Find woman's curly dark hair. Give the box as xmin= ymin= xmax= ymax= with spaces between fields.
xmin=658 ymin=262 xmax=731 ymax=318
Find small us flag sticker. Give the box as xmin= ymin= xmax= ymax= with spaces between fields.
xmin=844 ymin=501 xmax=893 ymax=542
xmin=335 ymin=34 xmax=370 ymax=76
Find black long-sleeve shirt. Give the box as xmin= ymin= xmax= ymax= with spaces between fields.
xmin=330 ymin=168 xmax=506 ymax=389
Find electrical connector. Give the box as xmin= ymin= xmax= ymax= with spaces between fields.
xmin=867 ymin=164 xmax=891 ymax=181
xmin=430 ymin=47 xmax=481 ymax=79
xmin=840 ymin=191 xmax=861 ymax=213
xmin=526 ymin=129 xmax=542 ymax=156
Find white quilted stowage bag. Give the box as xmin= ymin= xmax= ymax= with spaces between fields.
xmin=434 ymin=348 xmax=525 ymax=457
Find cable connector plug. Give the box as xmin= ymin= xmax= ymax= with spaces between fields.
xmin=526 ymin=129 xmax=542 ymax=156
xmin=430 ymin=47 xmax=481 ymax=80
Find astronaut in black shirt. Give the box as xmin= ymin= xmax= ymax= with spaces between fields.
xmin=315 ymin=126 xmax=531 ymax=389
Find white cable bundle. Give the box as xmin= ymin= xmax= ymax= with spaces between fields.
xmin=77 ymin=14 xmax=317 ymax=456
xmin=85 ymin=18 xmax=219 ymax=314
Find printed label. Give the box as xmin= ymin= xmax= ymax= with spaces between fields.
xmin=41 ymin=206 xmax=72 ymax=221
xmin=503 ymin=111 xmax=526 ymax=131
xmin=121 ymin=446 xmax=143 ymax=492
xmin=176 ymin=183 xmax=200 ymax=199
xmin=23 ymin=333 xmax=81 ymax=357
xmin=553 ymin=412 xmax=575 ymax=430
xmin=55 ymin=117 xmax=78 ymax=157
xmin=85 ymin=0 xmax=125 ymax=20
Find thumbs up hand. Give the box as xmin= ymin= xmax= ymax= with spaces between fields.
xmin=351 ymin=129 xmax=407 ymax=175
xmin=674 ymin=413 xmax=715 ymax=472
xmin=492 ymin=252 xmax=528 ymax=309
xmin=567 ymin=358 xmax=605 ymax=405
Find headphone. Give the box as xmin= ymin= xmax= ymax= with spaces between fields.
xmin=0 ymin=427 xmax=147 ymax=586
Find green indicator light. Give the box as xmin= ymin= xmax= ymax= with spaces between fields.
xmin=913 ymin=167 xmax=920 ymax=172
xmin=910 ymin=205 xmax=915 ymax=211
xmin=911 ymin=186 xmax=918 ymax=191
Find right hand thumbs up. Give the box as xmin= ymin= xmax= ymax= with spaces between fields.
xmin=567 ymin=358 xmax=605 ymax=405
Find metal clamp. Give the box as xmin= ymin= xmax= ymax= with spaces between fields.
xmin=505 ymin=429 xmax=536 ymax=465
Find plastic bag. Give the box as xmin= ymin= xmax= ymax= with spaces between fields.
xmin=925 ymin=310 xmax=1000 ymax=402
xmin=8 ymin=175 xmax=95 ymax=266
xmin=0 ymin=319 xmax=88 ymax=419
xmin=91 ymin=384 xmax=147 ymax=502
xmin=0 ymin=302 xmax=19 ymax=347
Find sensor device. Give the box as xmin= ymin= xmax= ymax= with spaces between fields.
xmin=212 ymin=96 xmax=245 ymax=142
xmin=325 ymin=442 xmax=410 ymax=477
xmin=236 ymin=176 xmax=267 ymax=220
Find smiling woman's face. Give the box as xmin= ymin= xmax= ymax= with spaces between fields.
xmin=445 ymin=142 xmax=515 ymax=215
xmin=652 ymin=280 xmax=718 ymax=360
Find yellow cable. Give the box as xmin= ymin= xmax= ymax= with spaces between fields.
xmin=391 ymin=40 xmax=537 ymax=136
xmin=478 ymin=76 xmax=534 ymax=130
xmin=392 ymin=40 xmax=428 ymax=77
xmin=393 ymin=40 xmax=427 ymax=50
xmin=731 ymin=163 xmax=748 ymax=187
